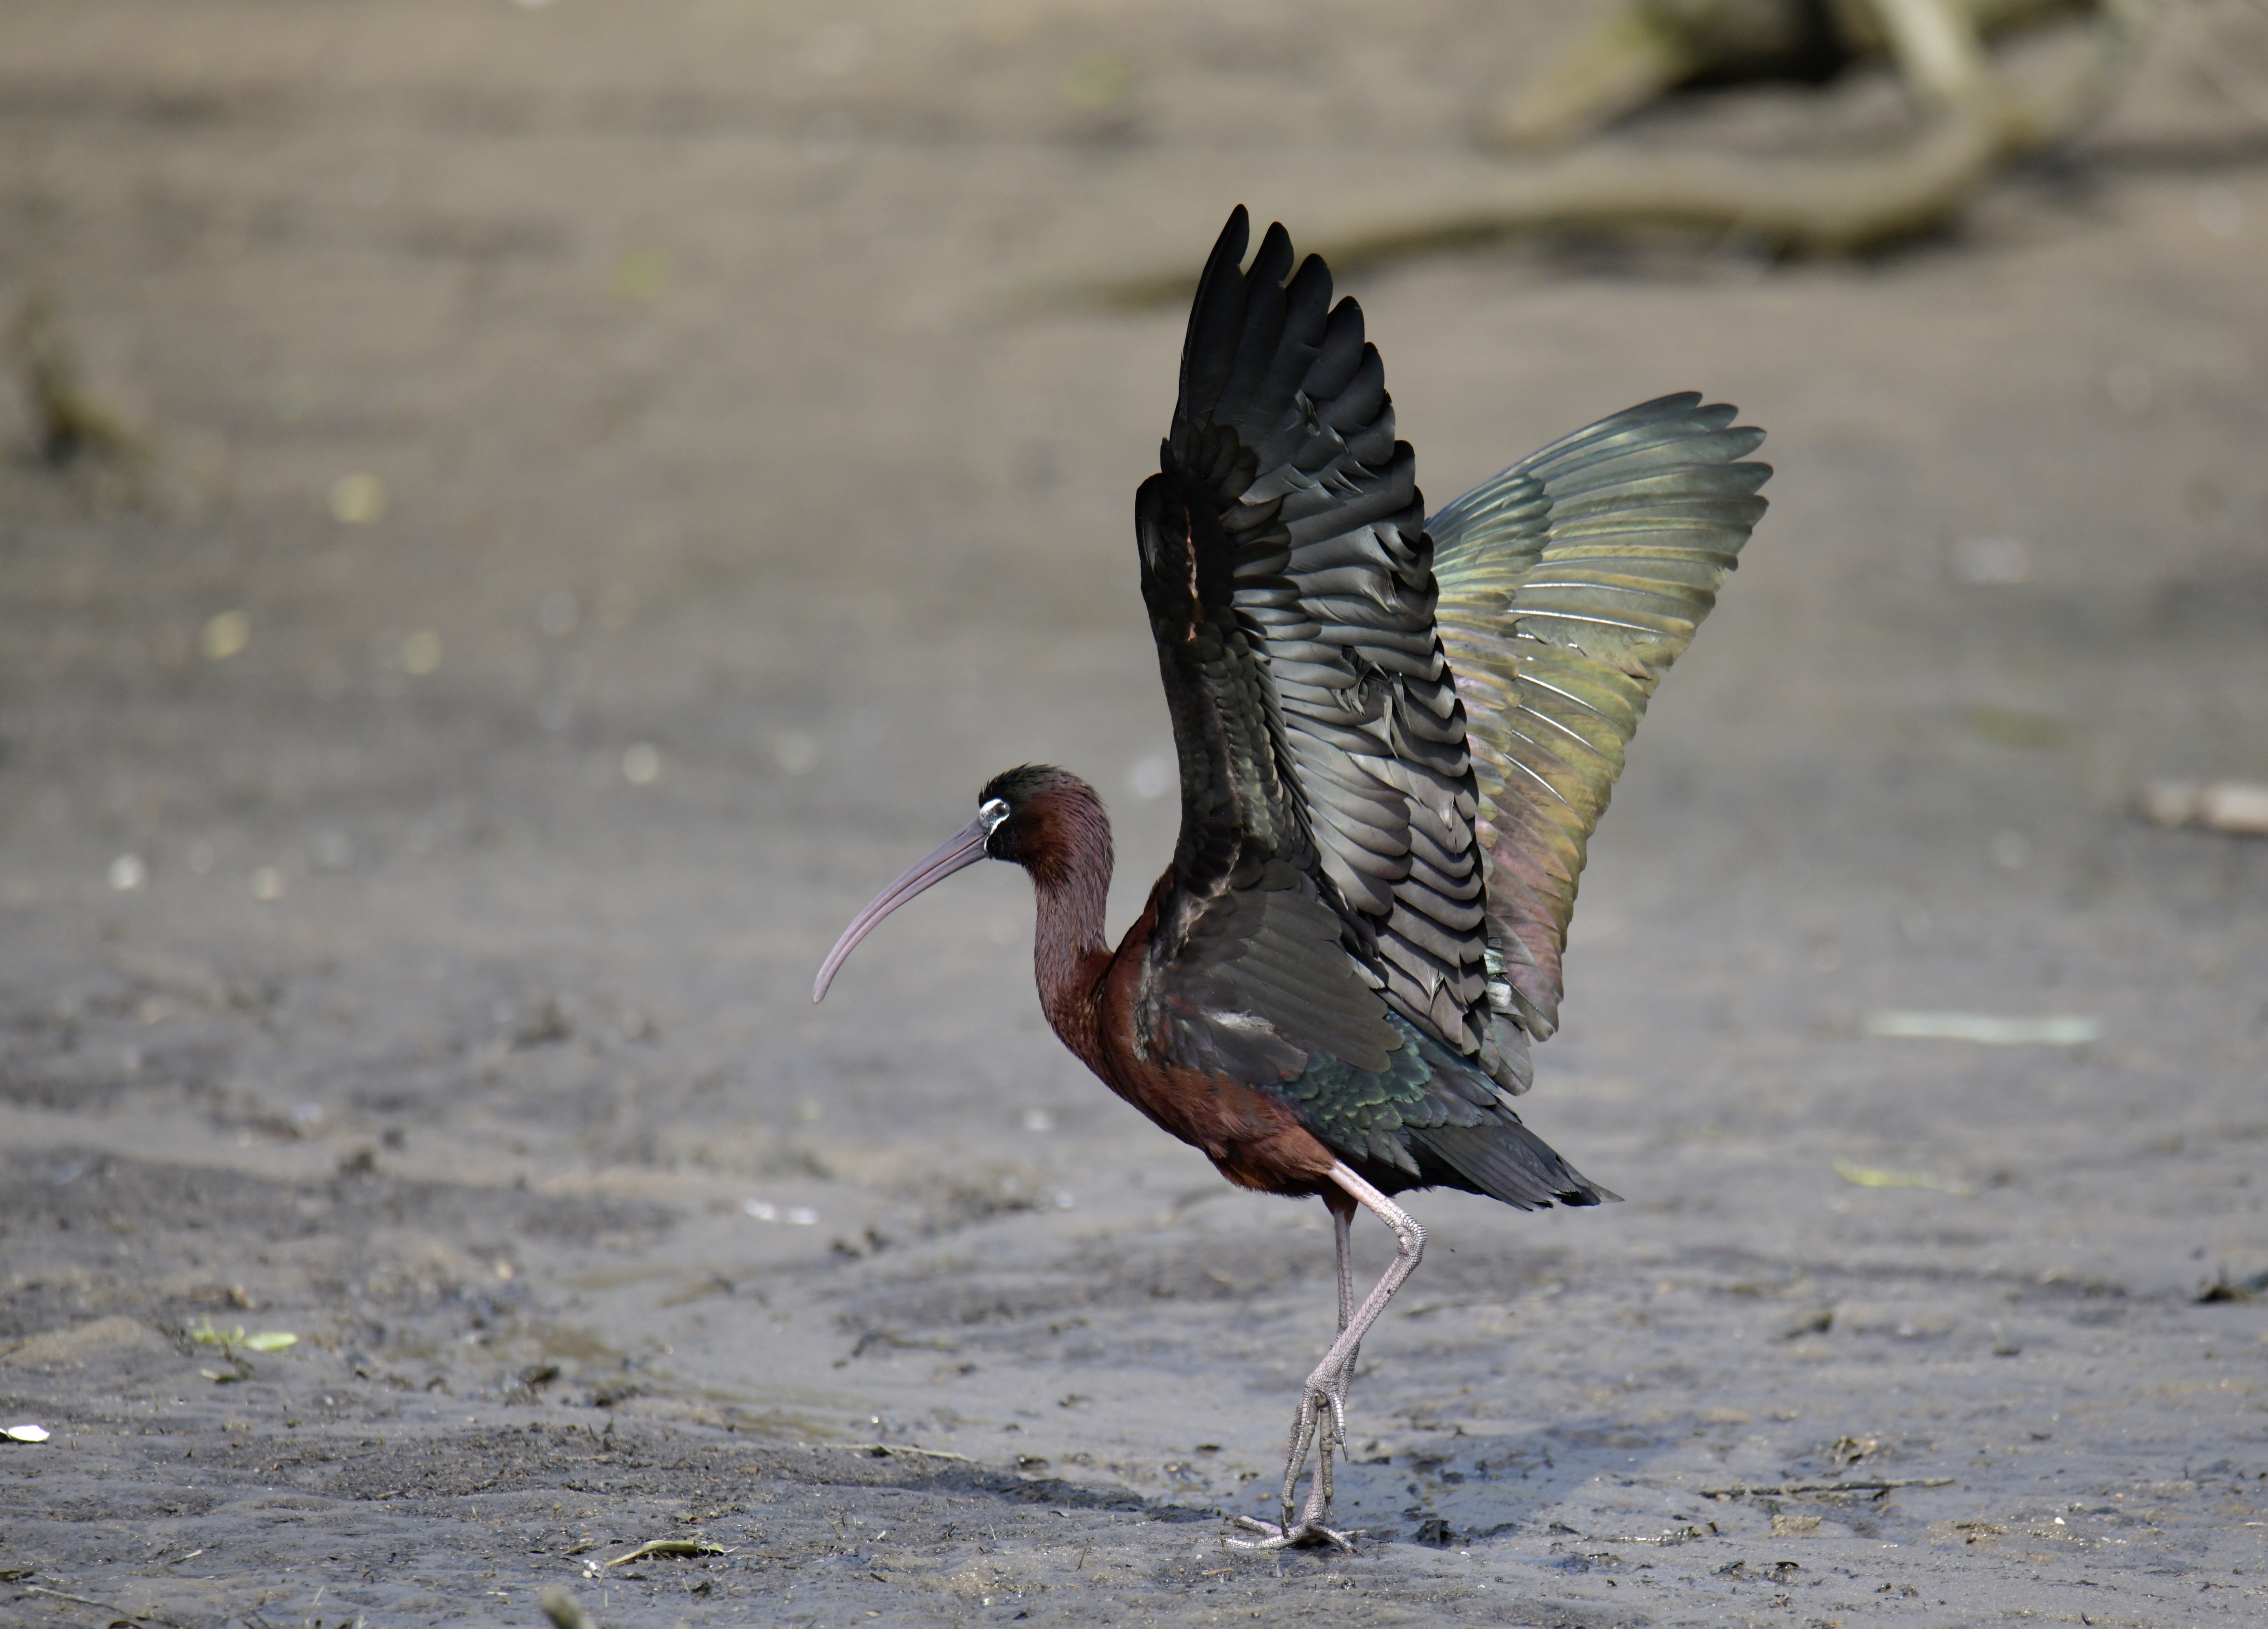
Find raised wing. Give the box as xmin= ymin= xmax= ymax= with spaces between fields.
xmin=1137 ymin=206 xmax=1511 ymax=1090
xmin=1432 ymin=394 xmax=1770 ymax=1053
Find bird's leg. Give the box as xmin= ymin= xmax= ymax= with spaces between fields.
xmin=1230 ymin=1163 xmax=1425 ymax=1551
xmin=1334 ymin=1199 xmax=1357 ymax=1332
xmin=1271 ymin=1198 xmax=1359 ymax=1542
xmin=1291 ymin=1197 xmax=1359 ymax=1521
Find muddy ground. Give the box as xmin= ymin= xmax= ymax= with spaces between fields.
xmin=3 ymin=2 xmax=2267 ymax=1625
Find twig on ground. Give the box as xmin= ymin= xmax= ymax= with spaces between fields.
xmin=604 ymin=1538 xmax=730 ymax=1566
xmin=1702 ymin=1477 xmax=1956 ymax=1496
xmin=834 ymin=1442 xmax=977 ymax=1463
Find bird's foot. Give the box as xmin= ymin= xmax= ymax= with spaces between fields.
xmin=1226 ymin=1514 xmax=1360 ymax=1552
xmin=1227 ymin=1372 xmax=1356 ymax=1552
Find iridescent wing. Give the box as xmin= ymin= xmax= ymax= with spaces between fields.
xmin=1431 ymin=394 xmax=1770 ymax=1057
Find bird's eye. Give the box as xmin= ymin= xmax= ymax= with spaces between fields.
xmin=978 ymin=798 xmax=1010 ymax=834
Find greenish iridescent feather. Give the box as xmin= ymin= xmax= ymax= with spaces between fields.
xmin=1281 ymin=1013 xmax=1610 ymax=1209
xmin=1431 ymin=394 xmax=1770 ymax=1043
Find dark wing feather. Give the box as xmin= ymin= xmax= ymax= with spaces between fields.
xmin=1280 ymin=1013 xmax=1612 ymax=1207
xmin=1133 ymin=436 xmax=1400 ymax=1079
xmin=1146 ymin=206 xmax=1506 ymax=1092
xmin=1432 ymin=394 xmax=1770 ymax=1055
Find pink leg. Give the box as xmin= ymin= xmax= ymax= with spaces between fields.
xmin=1230 ymin=1162 xmax=1425 ymax=1551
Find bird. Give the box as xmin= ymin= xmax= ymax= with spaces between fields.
xmin=813 ymin=205 xmax=1769 ymax=1549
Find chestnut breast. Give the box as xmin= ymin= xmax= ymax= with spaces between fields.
xmin=1086 ymin=899 xmax=1338 ymax=1197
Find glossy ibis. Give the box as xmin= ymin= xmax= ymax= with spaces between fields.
xmin=814 ymin=206 xmax=1769 ymax=1548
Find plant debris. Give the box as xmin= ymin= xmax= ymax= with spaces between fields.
xmin=2198 ymin=1268 xmax=2268 ymax=1304
xmin=2142 ymin=781 xmax=2268 ymax=836
xmin=1863 ymin=1012 xmax=2099 ymax=1046
xmin=188 ymin=1317 xmax=298 ymax=1352
xmin=1703 ymin=1477 xmax=1954 ymax=1497
xmin=605 ymin=1538 xmax=730 ymax=1566
xmin=1830 ymin=1435 xmax=1879 ymax=1467
xmin=837 ymin=1442 xmax=976 ymax=1463
xmin=1832 ymin=1159 xmax=1980 ymax=1196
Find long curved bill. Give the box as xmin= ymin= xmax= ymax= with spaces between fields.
xmin=812 ymin=813 xmax=995 ymax=1003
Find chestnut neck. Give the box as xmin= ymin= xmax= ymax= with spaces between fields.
xmin=1022 ymin=779 xmax=1115 ymax=1071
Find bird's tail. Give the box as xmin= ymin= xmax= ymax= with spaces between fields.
xmin=1409 ymin=1116 xmax=1618 ymax=1211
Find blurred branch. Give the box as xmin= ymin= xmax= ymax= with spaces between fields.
xmin=1274 ymin=110 xmax=2008 ymax=262
xmin=1068 ymin=0 xmax=2162 ymax=305
xmin=1068 ymin=112 xmax=1996 ymax=311
xmin=1463 ymin=0 xmax=2157 ymax=253
xmin=1486 ymin=0 xmax=2107 ymax=151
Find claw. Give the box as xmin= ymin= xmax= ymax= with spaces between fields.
xmin=1227 ymin=1514 xmax=1360 ymax=1552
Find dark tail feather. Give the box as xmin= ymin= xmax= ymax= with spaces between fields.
xmin=1409 ymin=1116 xmax=1618 ymax=1211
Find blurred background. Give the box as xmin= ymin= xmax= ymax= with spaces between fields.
xmin=2 ymin=1 xmax=2265 ymax=1622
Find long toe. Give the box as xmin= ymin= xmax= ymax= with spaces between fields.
xmin=1275 ymin=1395 xmax=1324 ymax=1519
xmin=1227 ymin=1516 xmax=1359 ymax=1552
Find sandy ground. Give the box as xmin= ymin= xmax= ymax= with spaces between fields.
xmin=3 ymin=2 xmax=2268 ymax=1625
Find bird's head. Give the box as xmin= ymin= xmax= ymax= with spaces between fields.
xmin=811 ymin=765 xmax=1106 ymax=1002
